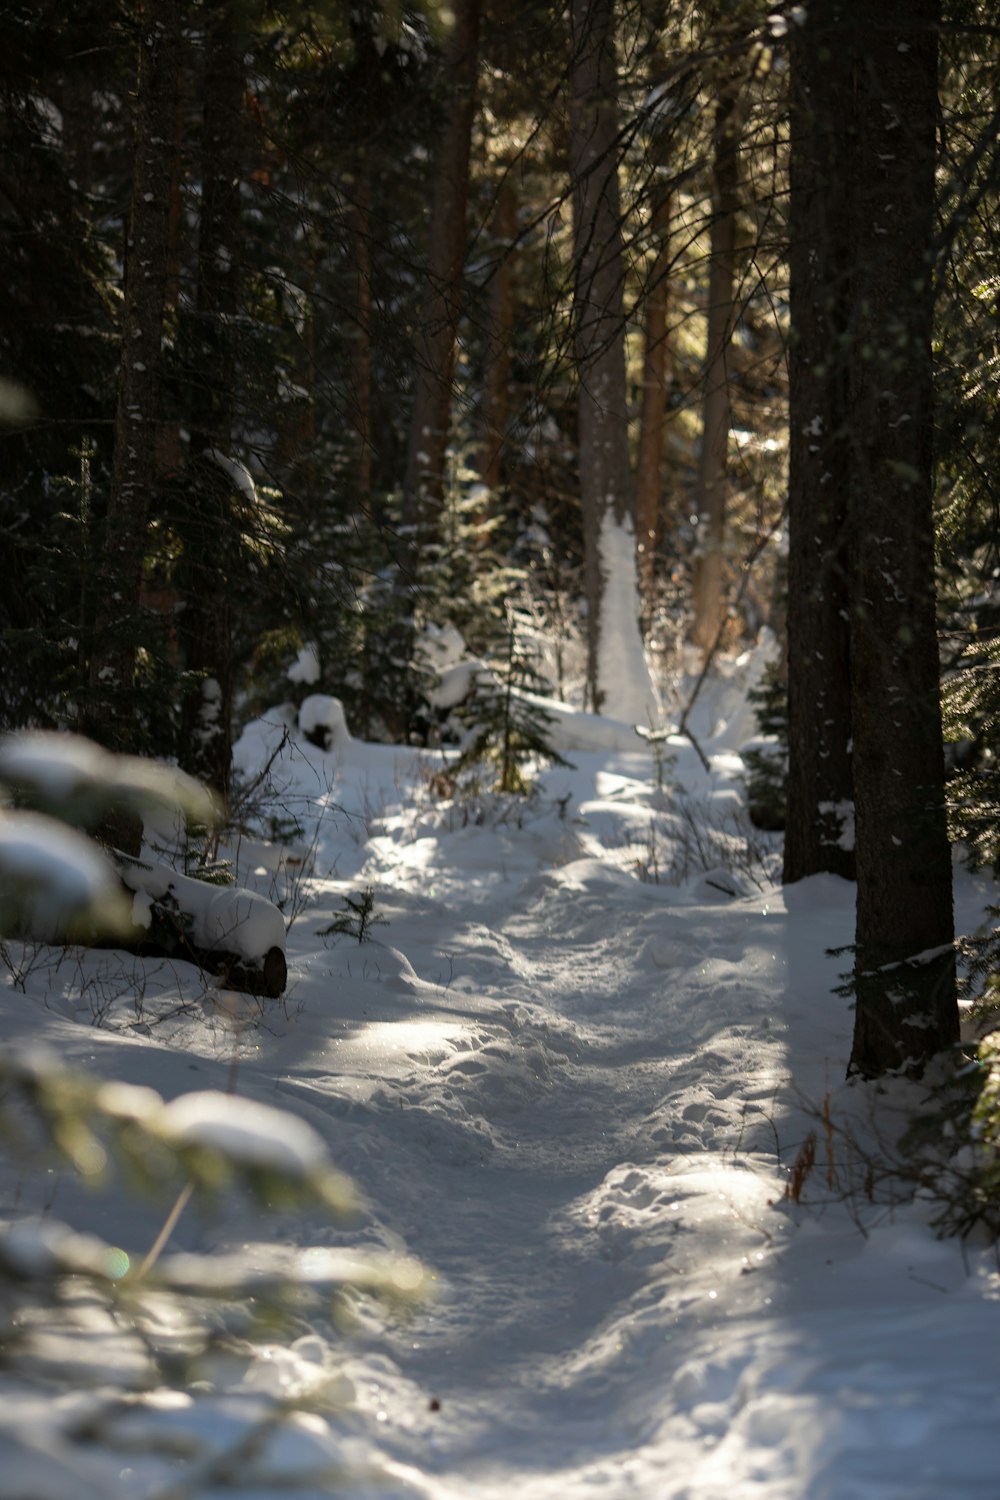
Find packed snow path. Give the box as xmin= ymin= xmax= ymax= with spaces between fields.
xmin=273 ymin=824 xmax=1000 ymax=1500
xmin=3 ymin=701 xmax=1000 ymax=1499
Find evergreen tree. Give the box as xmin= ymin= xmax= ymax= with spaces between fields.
xmin=0 ymin=4 xmax=121 ymax=730
xmin=783 ymin=0 xmax=855 ymax=882
xmin=88 ymin=0 xmax=181 ymax=746
xmin=452 ymin=610 xmax=571 ymax=795
xmin=783 ymin=0 xmax=957 ymax=1077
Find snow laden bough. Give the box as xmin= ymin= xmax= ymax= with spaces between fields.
xmin=0 ymin=731 xmax=287 ymax=998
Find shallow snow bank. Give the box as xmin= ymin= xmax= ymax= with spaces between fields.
xmin=523 ymin=693 xmax=654 ymax=753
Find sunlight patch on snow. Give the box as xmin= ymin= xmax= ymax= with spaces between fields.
xmin=334 ymin=1019 xmax=469 ymax=1072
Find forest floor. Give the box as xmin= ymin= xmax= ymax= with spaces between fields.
xmin=2 ymin=647 xmax=1000 ymax=1499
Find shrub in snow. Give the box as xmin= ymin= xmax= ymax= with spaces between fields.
xmin=0 ymin=811 xmax=130 ymax=941
xmin=884 ymin=1038 xmax=1000 ymax=1239
xmin=944 ymin=632 xmax=1000 ymax=872
xmin=0 ymin=731 xmax=217 ymax=946
xmin=0 ymin=730 xmax=218 ymax=836
xmin=956 ymin=1032 xmax=1000 ymax=1234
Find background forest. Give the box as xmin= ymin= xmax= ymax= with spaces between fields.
xmin=1 ymin=0 xmax=796 ymax=754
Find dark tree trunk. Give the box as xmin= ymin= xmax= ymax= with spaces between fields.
xmin=400 ymin=0 xmax=481 ymax=567
xmin=690 ymin=82 xmax=740 ymax=654
xmin=179 ymin=0 xmax=245 ymax=798
xmin=785 ymin=0 xmax=956 ymax=1076
xmin=477 ymin=174 xmax=517 ymax=499
xmin=846 ymin=0 xmax=956 ymax=1076
xmin=783 ymin=2 xmax=856 ymax=883
xmin=635 ymin=185 xmax=672 ymax=634
xmin=349 ymin=168 xmax=374 ymax=499
xmin=89 ymin=0 xmax=180 ymax=737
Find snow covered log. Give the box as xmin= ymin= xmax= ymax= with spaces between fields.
xmin=114 ymin=855 xmax=287 ymax=997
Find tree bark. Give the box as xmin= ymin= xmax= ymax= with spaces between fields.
xmin=89 ymin=0 xmax=180 ymax=736
xmin=179 ymin=0 xmax=246 ymax=798
xmin=785 ymin=0 xmax=957 ymax=1075
xmin=570 ymin=0 xmax=655 ymax=721
xmin=477 ymin=174 xmax=517 ymax=498
xmin=783 ymin=2 xmax=855 ymax=883
xmin=349 ymin=168 xmax=374 ymax=499
xmin=400 ymin=0 xmax=481 ymax=567
xmin=846 ymin=0 xmax=956 ymax=1076
xmin=635 ymin=184 xmax=672 ymax=633
xmin=690 ymin=82 xmax=740 ymax=654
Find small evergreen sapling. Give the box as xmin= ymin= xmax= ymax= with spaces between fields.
xmin=742 ymin=661 xmax=788 ymax=831
xmin=317 ymin=885 xmax=387 ymax=944
xmin=452 ymin=612 xmax=571 ymax=795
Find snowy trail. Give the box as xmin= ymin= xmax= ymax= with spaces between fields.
xmin=5 ymin=702 xmax=1000 ymax=1499
xmin=284 ymin=858 xmax=835 ymax=1497
xmin=278 ymin=836 xmax=1000 ymax=1500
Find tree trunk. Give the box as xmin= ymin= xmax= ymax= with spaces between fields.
xmin=58 ymin=71 xmax=96 ymax=198
xmin=477 ymin=174 xmax=517 ymax=499
xmin=846 ymin=0 xmax=956 ymax=1076
xmin=400 ymin=0 xmax=481 ymax=568
xmin=88 ymin=0 xmax=180 ymax=737
xmin=349 ymin=168 xmax=374 ymax=499
xmin=690 ymin=82 xmax=740 ymax=654
xmin=635 ymin=185 xmax=672 ymax=634
xmin=785 ymin=0 xmax=957 ymax=1075
xmin=179 ymin=0 xmax=245 ymax=798
xmin=783 ymin=1 xmax=855 ymax=883
xmin=570 ymin=0 xmax=655 ymax=722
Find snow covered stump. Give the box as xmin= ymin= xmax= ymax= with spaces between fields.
xmin=115 ymin=855 xmax=288 ymax=998
xmin=298 ymin=694 xmax=352 ymax=754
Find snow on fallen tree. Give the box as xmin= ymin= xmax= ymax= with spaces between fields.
xmin=0 ymin=730 xmax=286 ymax=998
xmin=114 ymin=854 xmax=288 ymax=998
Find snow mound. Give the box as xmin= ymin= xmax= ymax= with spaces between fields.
xmin=298 ymin=694 xmax=352 ymax=752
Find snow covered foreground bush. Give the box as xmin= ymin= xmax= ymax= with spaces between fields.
xmin=0 ymin=731 xmax=428 ymax=1492
xmin=0 ymin=730 xmax=216 ymax=942
xmin=0 ymin=730 xmax=288 ymax=995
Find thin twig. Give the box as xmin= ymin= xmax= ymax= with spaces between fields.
xmin=136 ymin=1180 xmax=194 ymax=1280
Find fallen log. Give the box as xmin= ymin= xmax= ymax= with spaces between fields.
xmin=112 ymin=854 xmax=288 ymax=998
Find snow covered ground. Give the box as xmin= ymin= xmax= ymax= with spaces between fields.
xmin=2 ymin=654 xmax=1000 ymax=1500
